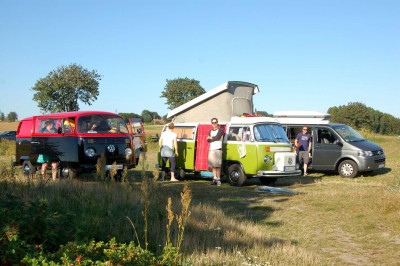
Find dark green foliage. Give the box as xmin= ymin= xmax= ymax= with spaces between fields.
xmin=119 ymin=112 xmax=142 ymax=122
xmin=160 ymin=78 xmax=206 ymax=110
xmin=31 ymin=63 xmax=101 ymax=113
xmin=6 ymin=111 xmax=18 ymax=122
xmin=328 ymin=102 xmax=400 ymax=135
xmin=141 ymin=110 xmax=161 ymax=123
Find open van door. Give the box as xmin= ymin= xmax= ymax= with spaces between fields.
xmin=128 ymin=118 xmax=146 ymax=150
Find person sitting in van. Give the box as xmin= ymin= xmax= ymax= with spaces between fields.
xmin=88 ymin=123 xmax=97 ymax=133
xmin=40 ymin=120 xmax=57 ymax=133
xmin=228 ymin=128 xmax=240 ymax=141
xmin=63 ymin=119 xmax=75 ymax=133
xmin=295 ymin=126 xmax=312 ymax=176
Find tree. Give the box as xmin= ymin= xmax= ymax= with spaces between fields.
xmin=141 ymin=110 xmax=160 ymax=123
xmin=32 ymin=63 xmax=101 ymax=113
xmin=7 ymin=111 xmax=18 ymax=122
xmin=0 ymin=111 xmax=4 ymax=121
xmin=160 ymin=78 xmax=205 ymax=110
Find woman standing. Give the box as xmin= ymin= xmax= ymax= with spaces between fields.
xmin=159 ymin=123 xmax=179 ymax=181
xmin=37 ymin=120 xmax=58 ymax=180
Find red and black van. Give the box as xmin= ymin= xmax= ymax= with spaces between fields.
xmin=15 ymin=111 xmax=135 ymax=178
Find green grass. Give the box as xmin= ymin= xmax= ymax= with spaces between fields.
xmin=0 ymin=134 xmax=399 ymax=265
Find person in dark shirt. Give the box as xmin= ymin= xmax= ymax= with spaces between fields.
xmin=295 ymin=126 xmax=312 ymax=176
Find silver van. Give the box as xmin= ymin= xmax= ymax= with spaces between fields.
xmin=274 ymin=111 xmax=386 ymax=178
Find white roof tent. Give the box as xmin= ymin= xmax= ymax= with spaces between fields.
xmin=273 ymin=111 xmax=331 ymax=125
xmin=167 ymin=81 xmax=260 ymax=123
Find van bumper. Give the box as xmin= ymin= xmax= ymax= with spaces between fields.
xmin=357 ymin=156 xmax=385 ymax=172
xmin=256 ymin=169 xmax=302 ymax=177
xmin=79 ymin=163 xmax=135 ymax=172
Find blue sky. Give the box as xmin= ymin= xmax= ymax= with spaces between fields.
xmin=1 ymin=0 xmax=399 ymax=120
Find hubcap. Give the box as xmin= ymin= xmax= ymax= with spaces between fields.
xmin=342 ymin=164 xmax=353 ymax=176
xmin=230 ymin=171 xmax=240 ymax=182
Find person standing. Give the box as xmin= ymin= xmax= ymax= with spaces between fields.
xmin=37 ymin=120 xmax=58 ymax=180
xmin=159 ymin=122 xmax=179 ymax=181
xmin=207 ymin=118 xmax=224 ymax=186
xmin=133 ymin=136 xmax=144 ymax=165
xmin=295 ymin=126 xmax=312 ymax=176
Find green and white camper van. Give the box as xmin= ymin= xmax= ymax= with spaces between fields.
xmin=160 ymin=116 xmax=301 ymax=186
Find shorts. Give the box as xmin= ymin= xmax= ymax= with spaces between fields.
xmin=37 ymin=154 xmax=57 ymax=163
xmin=208 ymin=149 xmax=222 ymax=168
xmin=298 ymin=151 xmax=310 ymax=164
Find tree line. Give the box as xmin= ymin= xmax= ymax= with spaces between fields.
xmin=0 ymin=111 xmax=18 ymax=122
xmin=4 ymin=63 xmax=400 ymax=135
xmin=328 ymin=102 xmax=400 ymax=135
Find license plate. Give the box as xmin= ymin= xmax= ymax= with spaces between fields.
xmin=379 ymin=164 xmax=384 ymax=168
xmin=284 ymin=166 xmax=295 ymax=171
xmin=105 ymin=165 xmax=123 ymax=170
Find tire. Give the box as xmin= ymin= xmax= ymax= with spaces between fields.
xmin=259 ymin=178 xmax=277 ymax=185
xmin=60 ymin=166 xmax=78 ymax=179
xmin=338 ymin=160 xmax=358 ymax=178
xmin=22 ymin=160 xmax=36 ymax=178
xmin=176 ymin=168 xmax=186 ymax=180
xmin=227 ymin=164 xmax=247 ymax=186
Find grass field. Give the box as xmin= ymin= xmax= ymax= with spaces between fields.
xmin=1 ymin=122 xmax=399 ymax=265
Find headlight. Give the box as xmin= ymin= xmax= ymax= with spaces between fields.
xmin=125 ymin=147 xmax=133 ymax=156
xmin=85 ymin=148 xmax=96 ymax=158
xmin=264 ymin=155 xmax=272 ymax=164
xmin=358 ymin=150 xmax=373 ymax=157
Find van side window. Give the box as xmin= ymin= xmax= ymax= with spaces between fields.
xmin=35 ymin=118 xmax=61 ymax=133
xmin=317 ymin=129 xmax=337 ymax=144
xmin=242 ymin=127 xmax=251 ymax=141
xmin=63 ymin=118 xmax=75 ymax=133
xmin=173 ymin=126 xmax=196 ymax=140
xmin=227 ymin=127 xmax=241 ymax=141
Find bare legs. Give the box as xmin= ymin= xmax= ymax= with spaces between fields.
xmin=41 ymin=162 xmax=58 ymax=180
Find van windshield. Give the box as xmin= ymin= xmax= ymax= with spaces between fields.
xmin=254 ymin=124 xmax=289 ymax=143
xmin=77 ymin=115 xmax=129 ymax=134
xmin=333 ymin=124 xmax=365 ymax=142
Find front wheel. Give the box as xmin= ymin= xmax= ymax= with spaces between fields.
xmin=227 ymin=164 xmax=247 ymax=186
xmin=60 ymin=166 xmax=78 ymax=179
xmin=338 ymin=160 xmax=358 ymax=178
xmin=22 ymin=160 xmax=36 ymax=178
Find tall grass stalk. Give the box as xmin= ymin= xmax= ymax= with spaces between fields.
xmin=176 ymin=183 xmax=192 ymax=252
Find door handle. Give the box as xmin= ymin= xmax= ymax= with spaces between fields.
xmin=31 ymin=141 xmax=40 ymax=144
